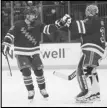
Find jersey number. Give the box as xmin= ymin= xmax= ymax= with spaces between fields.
xmin=100 ymin=27 xmax=105 ymax=43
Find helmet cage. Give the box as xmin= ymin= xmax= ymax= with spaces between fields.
xmin=85 ymin=4 xmax=99 ymax=16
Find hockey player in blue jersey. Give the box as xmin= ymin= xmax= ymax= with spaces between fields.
xmin=56 ymin=4 xmax=107 ymax=103
xmin=2 ymin=7 xmax=67 ymax=101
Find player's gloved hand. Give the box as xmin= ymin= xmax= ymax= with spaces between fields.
xmin=2 ymin=42 xmax=13 ymax=58
xmin=64 ymin=17 xmax=72 ymax=27
xmin=55 ymin=19 xmax=62 ymax=29
xmin=55 ymin=14 xmax=72 ymax=28
xmin=61 ymin=14 xmax=72 ymax=27
xmin=2 ymin=42 xmax=10 ymax=56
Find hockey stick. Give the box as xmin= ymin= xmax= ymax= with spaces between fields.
xmin=53 ymin=70 xmax=76 ymax=81
xmin=68 ymin=70 xmax=76 ymax=80
xmin=5 ymin=55 xmax=12 ymax=76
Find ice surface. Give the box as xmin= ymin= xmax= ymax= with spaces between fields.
xmin=2 ymin=69 xmax=107 ymax=107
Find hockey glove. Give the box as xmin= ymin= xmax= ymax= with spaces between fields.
xmin=55 ymin=19 xmax=65 ymax=29
xmin=2 ymin=42 xmax=14 ymax=58
xmin=55 ymin=14 xmax=72 ymax=29
xmin=62 ymin=14 xmax=72 ymax=27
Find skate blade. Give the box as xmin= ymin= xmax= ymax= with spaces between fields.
xmin=92 ymin=98 xmax=101 ymax=103
xmin=75 ymin=100 xmax=93 ymax=104
xmin=29 ymin=99 xmax=34 ymax=103
xmin=75 ymin=98 xmax=94 ymax=104
xmin=42 ymin=97 xmax=49 ymax=101
xmin=75 ymin=97 xmax=101 ymax=104
xmin=71 ymin=99 xmax=93 ymax=105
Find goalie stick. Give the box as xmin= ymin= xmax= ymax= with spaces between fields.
xmin=53 ymin=70 xmax=76 ymax=81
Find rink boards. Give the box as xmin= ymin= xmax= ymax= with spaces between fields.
xmin=2 ymin=43 xmax=107 ymax=70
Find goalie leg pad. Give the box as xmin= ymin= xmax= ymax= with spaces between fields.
xmin=91 ymin=68 xmax=100 ymax=95
xmin=76 ymin=55 xmax=89 ymax=91
xmin=76 ymin=54 xmax=85 ymax=76
xmin=76 ymin=50 xmax=101 ymax=102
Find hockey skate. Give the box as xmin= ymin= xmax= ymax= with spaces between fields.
xmin=95 ymin=92 xmax=101 ymax=101
xmin=40 ymin=89 xmax=49 ymax=99
xmin=89 ymin=92 xmax=101 ymax=102
xmin=75 ymin=90 xmax=101 ymax=103
xmin=75 ymin=90 xmax=92 ymax=103
xmin=90 ymin=72 xmax=101 ymax=102
xmin=28 ymin=90 xmax=35 ymax=102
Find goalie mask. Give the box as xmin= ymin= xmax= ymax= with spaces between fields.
xmin=24 ymin=7 xmax=39 ymax=22
xmin=85 ymin=4 xmax=99 ymax=17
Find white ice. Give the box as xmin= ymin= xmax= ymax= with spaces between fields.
xmin=2 ymin=69 xmax=107 ymax=107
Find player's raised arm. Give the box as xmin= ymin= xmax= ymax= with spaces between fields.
xmin=40 ymin=14 xmax=72 ymax=35
xmin=40 ymin=23 xmax=58 ymax=35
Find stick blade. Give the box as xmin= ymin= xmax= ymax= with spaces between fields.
xmin=53 ymin=70 xmax=76 ymax=81
xmin=53 ymin=71 xmax=69 ymax=80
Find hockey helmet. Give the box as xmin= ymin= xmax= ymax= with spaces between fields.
xmin=85 ymin=4 xmax=99 ymax=17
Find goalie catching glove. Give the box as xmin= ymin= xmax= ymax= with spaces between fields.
xmin=55 ymin=14 xmax=72 ymax=28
